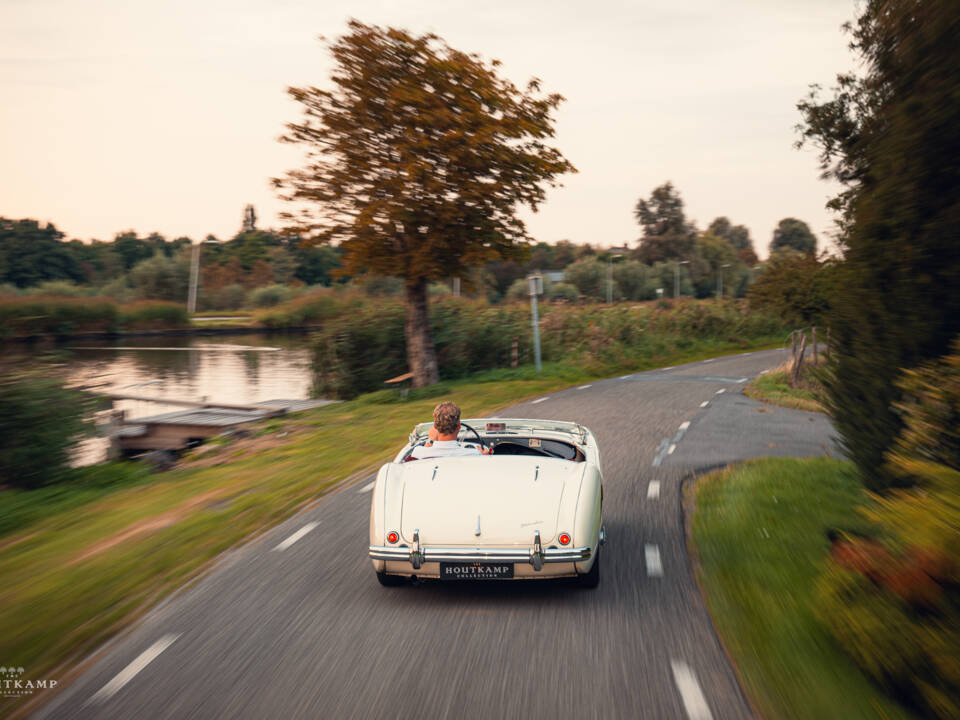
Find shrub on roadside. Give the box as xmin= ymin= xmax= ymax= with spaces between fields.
xmin=0 ymin=370 xmax=91 ymax=489
xmin=247 ymin=284 xmax=293 ymax=308
xmin=816 ymin=342 xmax=960 ymax=718
xmin=311 ymin=297 xmax=788 ymax=398
xmin=256 ymin=289 xmax=364 ymax=328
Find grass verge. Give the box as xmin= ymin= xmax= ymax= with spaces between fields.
xmin=690 ymin=458 xmax=914 ymax=720
xmin=0 ymin=336 xmax=779 ymax=716
xmin=744 ymin=362 xmax=825 ymax=412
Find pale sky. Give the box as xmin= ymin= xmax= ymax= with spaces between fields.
xmin=1 ymin=0 xmax=855 ymax=258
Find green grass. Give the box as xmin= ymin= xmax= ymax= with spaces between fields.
xmin=0 ymin=335 xmax=780 ymax=716
xmin=691 ymin=458 xmax=915 ymax=720
xmin=744 ymin=364 xmax=825 ymax=412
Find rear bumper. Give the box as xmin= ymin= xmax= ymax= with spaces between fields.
xmin=369 ymin=544 xmax=591 ymax=567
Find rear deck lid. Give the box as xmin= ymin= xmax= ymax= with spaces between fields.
xmin=398 ymin=456 xmax=581 ymax=546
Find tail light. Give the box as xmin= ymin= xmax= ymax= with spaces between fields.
xmin=387 ymin=531 xmax=399 ymax=544
xmin=558 ymin=532 xmax=571 ymax=546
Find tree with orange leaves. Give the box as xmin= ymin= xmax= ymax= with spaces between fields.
xmin=274 ymin=21 xmax=575 ymax=387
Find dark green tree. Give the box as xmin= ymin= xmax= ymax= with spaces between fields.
xmin=275 ymin=21 xmax=574 ymax=386
xmin=634 ymin=182 xmax=696 ymax=263
xmin=770 ymin=218 xmax=817 ymax=256
xmin=708 ymin=216 xmax=758 ymax=265
xmin=112 ymin=232 xmax=155 ymax=270
xmin=0 ymin=218 xmax=83 ymax=287
xmin=797 ymin=0 xmax=960 ymax=490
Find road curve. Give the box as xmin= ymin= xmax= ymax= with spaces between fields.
xmin=33 ymin=348 xmax=840 ymax=720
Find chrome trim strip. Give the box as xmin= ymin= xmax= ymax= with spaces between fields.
xmin=369 ymin=544 xmax=591 ymax=565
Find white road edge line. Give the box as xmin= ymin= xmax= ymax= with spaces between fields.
xmin=670 ymin=660 xmax=714 ymax=720
xmin=759 ymin=369 xmax=770 ymax=375
xmin=703 ymin=358 xmax=715 ymax=363
xmin=274 ymin=522 xmax=319 ymax=551
xmin=619 ymin=374 xmax=633 ymax=379
xmin=661 ymin=365 xmax=675 ymax=371
xmin=678 ymin=421 xmax=690 ymax=431
xmin=645 ymin=544 xmax=663 ymax=577
xmin=577 ymin=384 xmax=592 ymax=390
xmin=531 ymin=396 xmax=549 ymax=404
xmin=88 ymin=634 xmax=180 ymax=705
xmin=358 ymin=481 xmax=375 ymax=493
xmin=699 ymin=401 xmax=709 ymax=408
xmin=647 ymin=480 xmax=661 ymax=499
xmin=715 ymin=389 xmax=725 ymax=395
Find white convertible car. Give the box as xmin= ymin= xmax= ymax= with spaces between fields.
xmin=368 ymin=418 xmax=605 ymax=588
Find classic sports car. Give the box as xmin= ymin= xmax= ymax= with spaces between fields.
xmin=368 ymin=418 xmax=605 ymax=587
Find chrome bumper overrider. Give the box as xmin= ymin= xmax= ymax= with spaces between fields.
xmin=369 ymin=529 xmax=592 ymax=571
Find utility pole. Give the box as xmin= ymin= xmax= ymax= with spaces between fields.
xmin=528 ymin=273 xmax=543 ymax=372
xmin=452 ymin=277 xmax=461 ymax=297
xmin=187 ymin=241 xmax=201 ymax=314
xmin=675 ymin=260 xmax=689 ymax=299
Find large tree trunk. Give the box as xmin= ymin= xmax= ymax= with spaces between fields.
xmin=405 ymin=280 xmax=440 ymax=388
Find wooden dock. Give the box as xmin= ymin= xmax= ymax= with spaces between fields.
xmin=105 ymin=397 xmax=338 ymax=454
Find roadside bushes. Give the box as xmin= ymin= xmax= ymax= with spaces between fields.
xmin=311 ymin=297 xmax=788 ymax=398
xmin=0 ymin=369 xmax=91 ymax=489
xmin=816 ymin=342 xmax=960 ymax=718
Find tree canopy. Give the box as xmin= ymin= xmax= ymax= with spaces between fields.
xmin=274 ymin=21 xmax=575 ymax=385
xmin=770 ymin=218 xmax=817 ymax=256
xmin=633 ymin=182 xmax=696 ymax=263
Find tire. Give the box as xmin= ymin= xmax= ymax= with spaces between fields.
xmin=376 ymin=571 xmax=408 ymax=587
xmin=577 ymin=546 xmax=601 ymax=589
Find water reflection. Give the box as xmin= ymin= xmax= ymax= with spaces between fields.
xmin=56 ymin=334 xmax=315 ymax=464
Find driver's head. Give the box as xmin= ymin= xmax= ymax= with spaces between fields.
xmin=433 ymin=401 xmax=461 ymax=438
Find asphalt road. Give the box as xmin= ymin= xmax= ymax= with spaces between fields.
xmin=33 ymin=348 xmax=841 ymax=720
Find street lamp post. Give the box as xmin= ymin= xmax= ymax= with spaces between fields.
xmin=528 ymin=274 xmax=543 ymax=372
xmin=187 ymin=241 xmax=201 ymax=314
xmin=675 ymin=260 xmax=689 ymax=299
xmin=717 ymin=263 xmax=731 ymax=300
xmin=606 ymin=247 xmax=626 ymax=304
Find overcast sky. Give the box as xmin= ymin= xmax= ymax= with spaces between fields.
xmin=2 ymin=0 xmax=856 ymax=258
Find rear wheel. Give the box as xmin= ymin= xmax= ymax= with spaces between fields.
xmin=577 ymin=547 xmax=601 ymax=589
xmin=376 ymin=571 xmax=409 ymax=587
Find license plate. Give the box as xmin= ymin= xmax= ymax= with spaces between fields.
xmin=439 ymin=562 xmax=515 ymax=580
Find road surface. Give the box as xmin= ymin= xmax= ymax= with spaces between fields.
xmin=34 ymin=348 xmax=840 ymax=720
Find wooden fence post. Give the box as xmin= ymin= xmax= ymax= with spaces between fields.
xmin=511 ymin=336 xmax=519 ymax=368
xmin=812 ymin=326 xmax=818 ymax=364
xmin=792 ymin=333 xmax=807 ymax=385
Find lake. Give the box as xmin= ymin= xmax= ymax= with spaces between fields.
xmin=27 ymin=334 xmax=317 ymax=465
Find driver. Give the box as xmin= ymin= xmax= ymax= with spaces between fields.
xmin=410 ymin=401 xmax=491 ymax=459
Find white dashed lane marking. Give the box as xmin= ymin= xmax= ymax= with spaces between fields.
xmin=358 ymin=481 xmax=375 ymax=493
xmin=274 ymin=522 xmax=319 ymax=551
xmin=702 ymin=358 xmax=715 ymax=363
xmin=645 ymin=544 xmax=663 ymax=577
xmin=678 ymin=421 xmax=690 ymax=431
xmin=661 ymin=366 xmax=675 ymax=371
xmin=577 ymin=384 xmax=592 ymax=390
xmin=668 ymin=444 xmax=677 ymax=455
xmin=531 ymin=397 xmax=549 ymax=404
xmin=700 ymin=401 xmax=709 ymax=408
xmin=647 ymin=481 xmax=661 ymax=499
xmin=715 ymin=389 xmax=725 ymax=395
xmin=88 ymin=634 xmax=180 ymax=705
xmin=671 ymin=660 xmax=714 ymax=720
